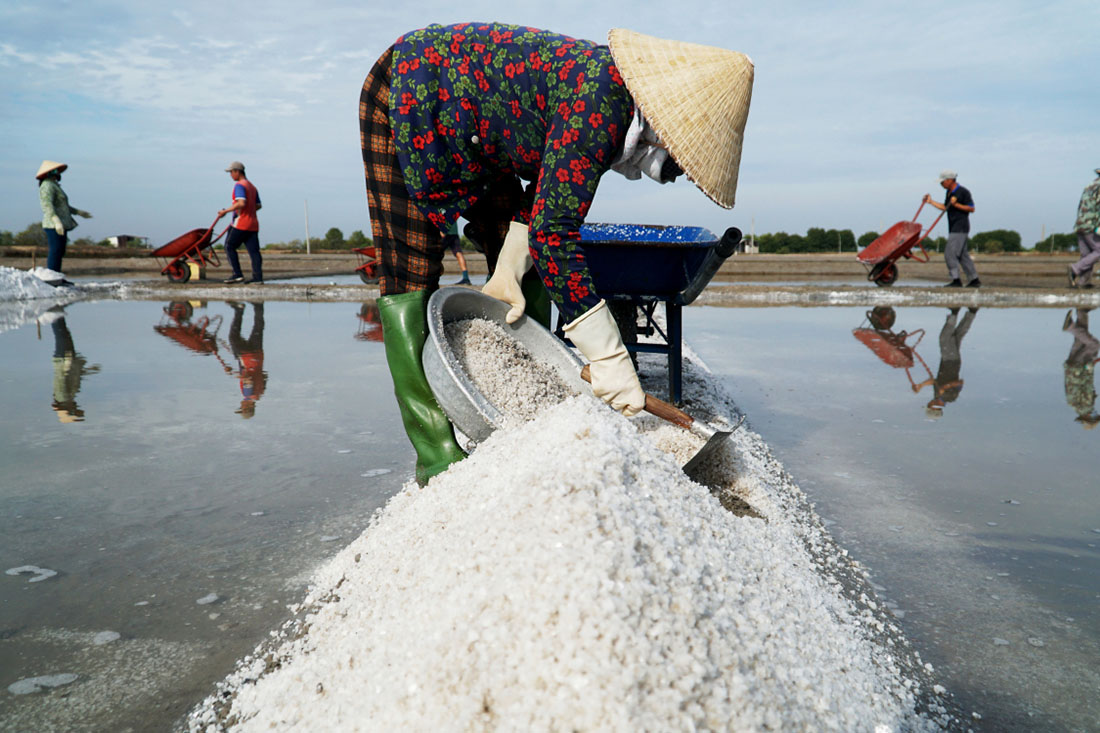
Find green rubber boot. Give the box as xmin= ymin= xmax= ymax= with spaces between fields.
xmin=378 ymin=291 xmax=466 ymax=485
xmin=521 ymin=270 xmax=552 ymax=330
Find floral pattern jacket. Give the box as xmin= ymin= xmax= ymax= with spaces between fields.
xmin=390 ymin=22 xmax=634 ymax=319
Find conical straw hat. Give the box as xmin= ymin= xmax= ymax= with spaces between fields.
xmin=36 ymin=160 xmax=68 ymax=180
xmin=608 ymin=29 xmax=753 ymax=209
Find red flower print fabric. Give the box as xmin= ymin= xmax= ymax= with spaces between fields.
xmin=390 ymin=22 xmax=633 ymax=320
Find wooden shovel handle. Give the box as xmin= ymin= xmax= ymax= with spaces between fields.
xmin=580 ymin=364 xmax=694 ymax=430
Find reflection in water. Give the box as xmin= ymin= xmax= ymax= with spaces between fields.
xmin=227 ymin=302 xmax=267 ymax=419
xmin=42 ymin=307 xmax=100 ymax=422
xmin=1062 ymin=308 xmax=1100 ymax=429
xmin=355 ymin=302 xmax=383 ymax=343
xmin=851 ymin=306 xmax=934 ymax=394
xmin=153 ymin=301 xmax=268 ymax=419
xmin=915 ymin=307 xmax=978 ymax=418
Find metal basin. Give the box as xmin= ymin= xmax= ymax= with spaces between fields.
xmin=423 ymin=287 xmax=590 ymax=444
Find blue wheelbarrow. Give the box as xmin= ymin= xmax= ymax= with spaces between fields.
xmin=555 ymin=223 xmax=742 ymax=404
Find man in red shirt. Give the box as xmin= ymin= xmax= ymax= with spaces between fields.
xmin=216 ymin=161 xmax=263 ymax=284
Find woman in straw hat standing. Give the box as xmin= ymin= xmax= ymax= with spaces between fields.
xmin=36 ymin=160 xmax=93 ymax=283
xmin=360 ymin=22 xmax=752 ymax=483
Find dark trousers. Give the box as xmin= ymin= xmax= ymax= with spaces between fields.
xmin=45 ymin=228 xmax=67 ymax=273
xmin=225 ymin=227 xmax=262 ymax=281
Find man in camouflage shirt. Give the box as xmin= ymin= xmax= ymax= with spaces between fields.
xmin=1068 ymin=167 xmax=1100 ymax=288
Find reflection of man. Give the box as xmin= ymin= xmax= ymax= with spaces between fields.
xmin=1062 ymin=309 xmax=1100 ymax=428
xmin=1068 ymin=167 xmax=1100 ymax=289
xmin=914 ymin=307 xmax=977 ymax=417
xmin=227 ymin=302 xmax=266 ymax=418
xmin=41 ymin=309 xmax=100 ymax=422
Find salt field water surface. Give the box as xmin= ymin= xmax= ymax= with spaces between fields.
xmin=0 ymin=299 xmax=409 ymax=731
xmin=688 ymin=305 xmax=1100 ymax=731
xmin=2 ymin=293 xmax=1097 ymax=731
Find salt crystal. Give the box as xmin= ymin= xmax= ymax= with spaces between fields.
xmin=7 ymin=674 xmax=78 ymax=695
xmin=92 ymin=631 xmax=120 ymax=645
xmin=196 ymin=593 xmax=219 ymax=605
xmin=5 ymin=565 xmax=57 ymax=583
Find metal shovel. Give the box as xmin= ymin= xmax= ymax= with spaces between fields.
xmin=580 ymin=365 xmax=744 ymax=481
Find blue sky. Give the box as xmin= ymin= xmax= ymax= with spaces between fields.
xmin=2 ymin=0 xmax=1097 ymax=247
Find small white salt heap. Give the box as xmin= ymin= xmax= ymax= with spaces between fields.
xmin=215 ymin=398 xmax=935 ymax=732
xmin=445 ymin=317 xmax=576 ymax=425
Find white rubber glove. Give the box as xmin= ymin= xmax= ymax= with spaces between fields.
xmin=52 ymin=215 xmax=65 ymax=236
xmin=75 ymin=209 xmax=92 ymax=219
xmin=564 ymin=300 xmax=645 ymax=417
xmin=481 ymin=221 xmax=531 ymax=324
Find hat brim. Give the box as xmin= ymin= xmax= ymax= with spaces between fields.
xmin=36 ymin=161 xmax=68 ymax=180
xmin=609 ymin=28 xmax=753 ymax=209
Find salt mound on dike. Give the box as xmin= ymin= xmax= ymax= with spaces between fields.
xmin=0 ymin=266 xmax=68 ymax=300
xmin=212 ymin=397 xmax=938 ymax=732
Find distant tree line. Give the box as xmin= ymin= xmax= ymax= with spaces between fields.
xmin=751 ymin=226 xmax=1076 ymax=254
xmin=1 ymin=220 xmax=1083 ymax=254
xmin=263 ymin=227 xmax=478 ymax=252
xmin=0 ymin=222 xmax=107 ymax=249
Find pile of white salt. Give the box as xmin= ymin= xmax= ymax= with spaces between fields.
xmin=194 ymin=397 xmax=941 ymax=732
xmin=444 ymin=317 xmax=577 ymax=425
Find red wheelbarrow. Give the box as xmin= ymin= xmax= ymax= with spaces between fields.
xmin=354 ymin=245 xmax=380 ymax=284
xmin=857 ymin=200 xmax=945 ymax=286
xmin=151 ymin=217 xmax=229 ymax=283
xmin=852 ymin=307 xmax=933 ymax=390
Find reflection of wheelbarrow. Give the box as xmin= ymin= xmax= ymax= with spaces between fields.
xmin=354 ymin=302 xmax=383 ymax=342
xmin=857 ymin=200 xmax=945 ymax=286
xmin=150 ymin=218 xmax=229 ymax=283
xmin=852 ymin=306 xmax=933 ymax=390
xmin=556 ymin=223 xmax=742 ymax=404
xmin=154 ymin=303 xmax=234 ymax=372
xmin=354 ymin=246 xmax=380 ymax=284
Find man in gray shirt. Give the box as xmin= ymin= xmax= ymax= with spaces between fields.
xmin=924 ymin=170 xmax=979 ymax=287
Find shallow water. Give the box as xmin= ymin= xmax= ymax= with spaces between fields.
xmin=2 ymin=298 xmax=1097 ymax=731
xmin=0 ymin=299 xmax=409 ymax=731
xmin=687 ymin=305 xmax=1099 ymax=732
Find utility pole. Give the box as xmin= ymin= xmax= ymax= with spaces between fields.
xmin=304 ymin=199 xmax=311 ymax=255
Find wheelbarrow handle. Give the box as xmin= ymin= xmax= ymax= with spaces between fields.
xmin=580 ymin=364 xmax=694 ymax=429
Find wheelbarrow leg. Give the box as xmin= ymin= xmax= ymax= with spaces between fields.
xmin=667 ymin=302 xmax=683 ymax=405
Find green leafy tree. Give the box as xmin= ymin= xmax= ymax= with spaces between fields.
xmin=347 ymin=230 xmax=370 ymax=249
xmin=1034 ymin=233 xmax=1076 ymax=252
xmin=14 ymin=223 xmax=45 ymax=248
xmin=804 ymin=227 xmax=828 ymax=252
xmin=0 ymin=230 xmax=14 ymax=248
xmin=857 ymin=231 xmax=879 ymax=249
xmin=972 ymin=229 xmax=1022 ymax=253
xmin=323 ymin=227 xmax=345 ymax=250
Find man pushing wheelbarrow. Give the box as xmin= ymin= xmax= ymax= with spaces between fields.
xmin=360 ymin=22 xmax=754 ymax=483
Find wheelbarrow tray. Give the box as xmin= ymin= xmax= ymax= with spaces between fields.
xmin=152 ymin=228 xmax=215 ymax=258
xmin=579 ymin=223 xmax=724 ymax=302
xmin=857 ymin=221 xmax=923 ymax=266
xmin=852 ymin=328 xmax=916 ymax=369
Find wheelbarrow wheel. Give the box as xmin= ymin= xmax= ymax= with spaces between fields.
xmin=166 ymin=301 xmax=194 ymax=321
xmin=358 ymin=268 xmax=379 ymax=285
xmin=166 ymin=261 xmax=191 ymax=283
xmin=870 ymin=262 xmax=898 ymax=287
